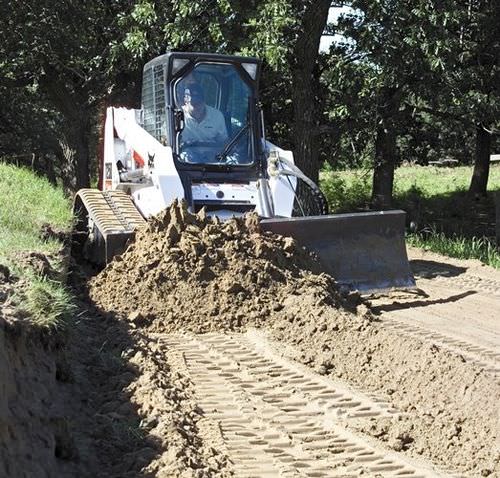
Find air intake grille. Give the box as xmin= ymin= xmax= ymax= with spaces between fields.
xmin=141 ymin=64 xmax=166 ymax=143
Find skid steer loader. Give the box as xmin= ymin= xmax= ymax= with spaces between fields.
xmin=74 ymin=52 xmax=415 ymax=292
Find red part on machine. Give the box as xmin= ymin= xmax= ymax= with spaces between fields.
xmin=133 ymin=150 xmax=145 ymax=168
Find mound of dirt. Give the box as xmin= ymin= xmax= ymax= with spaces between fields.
xmin=90 ymin=200 xmax=344 ymax=333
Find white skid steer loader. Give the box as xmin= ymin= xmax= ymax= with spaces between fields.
xmin=73 ymin=52 xmax=415 ymax=292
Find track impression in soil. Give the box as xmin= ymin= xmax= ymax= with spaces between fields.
xmin=370 ymin=248 xmax=500 ymax=383
xmin=88 ymin=206 xmax=498 ymax=476
xmin=158 ymin=330 xmax=450 ymax=477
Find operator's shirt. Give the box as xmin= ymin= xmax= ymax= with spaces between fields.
xmin=182 ymin=105 xmax=228 ymax=144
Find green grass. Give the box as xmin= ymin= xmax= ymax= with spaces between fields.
xmin=0 ymin=162 xmax=72 ymax=259
xmin=321 ymin=164 xmax=500 ymax=210
xmin=321 ymin=164 xmax=500 ymax=268
xmin=394 ymin=164 xmax=500 ymax=195
xmin=21 ymin=276 xmax=76 ymax=329
xmin=408 ymin=228 xmax=500 ymax=268
xmin=0 ymin=162 xmax=74 ymax=329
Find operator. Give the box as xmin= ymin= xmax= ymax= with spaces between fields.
xmin=181 ymin=84 xmax=228 ymax=145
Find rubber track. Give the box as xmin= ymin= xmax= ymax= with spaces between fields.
xmin=158 ymin=332 xmax=451 ymax=477
xmin=75 ymin=189 xmax=145 ymax=236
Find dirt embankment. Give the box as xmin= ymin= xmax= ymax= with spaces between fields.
xmin=0 ymin=266 xmax=72 ymax=478
xmin=0 ymin=257 xmax=230 ymax=477
xmin=90 ymin=201 xmax=499 ymax=476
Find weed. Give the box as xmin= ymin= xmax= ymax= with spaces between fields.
xmin=0 ymin=163 xmax=75 ymax=327
xmin=99 ymin=349 xmax=127 ymax=374
xmin=320 ymin=169 xmax=372 ymax=212
xmin=22 ymin=277 xmax=76 ymax=330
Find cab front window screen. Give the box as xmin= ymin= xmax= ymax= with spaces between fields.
xmin=175 ymin=63 xmax=253 ymax=165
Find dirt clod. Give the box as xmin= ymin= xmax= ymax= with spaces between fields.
xmin=13 ymin=251 xmax=59 ymax=279
xmin=0 ymin=264 xmax=11 ymax=283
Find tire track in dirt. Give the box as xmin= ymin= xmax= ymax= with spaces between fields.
xmin=379 ymin=318 xmax=500 ymax=383
xmin=371 ymin=252 xmax=500 ymax=385
xmin=158 ymin=332 xmax=452 ymax=477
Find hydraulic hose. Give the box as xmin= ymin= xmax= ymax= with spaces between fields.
xmin=268 ymin=154 xmax=329 ymax=216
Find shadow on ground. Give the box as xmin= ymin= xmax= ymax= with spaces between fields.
xmin=369 ymin=290 xmax=477 ymax=315
xmin=61 ymin=265 xmax=162 ymax=477
xmin=410 ymin=259 xmax=468 ymax=279
xmin=397 ymin=188 xmax=499 ymax=239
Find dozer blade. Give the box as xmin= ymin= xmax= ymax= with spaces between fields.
xmin=261 ymin=210 xmax=416 ymax=293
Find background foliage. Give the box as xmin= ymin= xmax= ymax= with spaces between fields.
xmin=1 ymin=0 xmax=499 ymax=201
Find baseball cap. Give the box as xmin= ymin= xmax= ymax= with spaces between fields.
xmin=184 ymin=84 xmax=204 ymax=99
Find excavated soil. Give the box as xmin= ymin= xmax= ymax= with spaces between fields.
xmin=268 ymin=296 xmax=499 ymax=476
xmin=90 ymin=200 xmax=344 ymax=333
xmin=89 ymin=201 xmax=500 ymax=476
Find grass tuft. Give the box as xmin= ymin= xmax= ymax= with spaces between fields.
xmin=0 ymin=162 xmax=72 ymax=260
xmin=408 ymin=229 xmax=500 ymax=269
xmin=22 ymin=277 xmax=76 ymax=330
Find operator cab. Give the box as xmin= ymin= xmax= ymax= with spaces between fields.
xmin=141 ymin=52 xmax=264 ymax=215
xmin=142 ymin=52 xmax=262 ymax=170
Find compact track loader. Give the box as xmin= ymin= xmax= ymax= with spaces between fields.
xmin=74 ymin=52 xmax=415 ymax=292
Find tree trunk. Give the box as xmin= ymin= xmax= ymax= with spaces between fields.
xmin=371 ymin=87 xmax=402 ymax=210
xmin=371 ymin=123 xmax=397 ymax=209
xmin=290 ymin=0 xmax=331 ymax=184
xmin=40 ymin=71 xmax=91 ymax=191
xmin=58 ymin=117 xmax=91 ymax=192
xmin=469 ymin=124 xmax=491 ymax=197
xmin=74 ymin=119 xmax=91 ymax=190
xmin=292 ymin=79 xmax=320 ymax=183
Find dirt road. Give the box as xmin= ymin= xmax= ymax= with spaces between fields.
xmin=159 ymin=330 xmax=450 ymax=477
xmin=372 ymin=247 xmax=500 ymax=381
xmin=139 ymin=251 xmax=500 ymax=477
xmin=85 ymin=207 xmax=499 ymax=477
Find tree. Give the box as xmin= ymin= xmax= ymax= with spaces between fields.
xmin=454 ymin=0 xmax=500 ymax=196
xmin=288 ymin=0 xmax=333 ymax=183
xmin=0 ymin=0 xmax=140 ymax=190
xmin=331 ymin=1 xmax=469 ymax=207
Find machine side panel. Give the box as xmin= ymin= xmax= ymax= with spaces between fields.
xmin=107 ymin=107 xmax=186 ymax=217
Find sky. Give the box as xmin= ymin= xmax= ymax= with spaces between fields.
xmin=319 ymin=5 xmax=354 ymax=52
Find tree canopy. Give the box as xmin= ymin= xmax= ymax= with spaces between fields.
xmin=0 ymin=0 xmax=498 ymax=201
